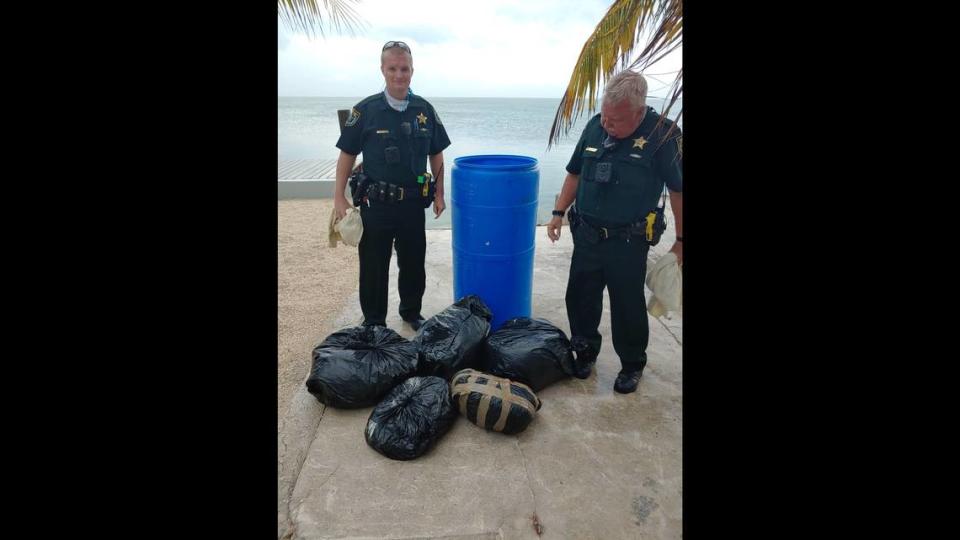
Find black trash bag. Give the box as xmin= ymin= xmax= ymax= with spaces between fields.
xmin=412 ymin=295 xmax=493 ymax=380
xmin=364 ymin=376 xmax=458 ymax=460
xmin=483 ymin=317 xmax=577 ymax=392
xmin=306 ymin=325 xmax=419 ymax=409
xmin=451 ymin=369 xmax=542 ymax=435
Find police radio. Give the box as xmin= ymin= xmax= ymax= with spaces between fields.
xmin=418 ymin=171 xmax=435 ymax=208
xmin=643 ymin=187 xmax=669 ymax=246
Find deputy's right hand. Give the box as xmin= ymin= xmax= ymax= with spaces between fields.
xmin=334 ymin=195 xmax=350 ymax=220
xmin=547 ymin=216 xmax=563 ymax=243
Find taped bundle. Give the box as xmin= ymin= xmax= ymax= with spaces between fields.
xmin=450 ymin=369 xmax=542 ymax=435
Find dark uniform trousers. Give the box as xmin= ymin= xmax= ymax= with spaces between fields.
xmin=566 ymin=225 xmax=650 ymax=374
xmin=358 ymin=198 xmax=426 ymax=326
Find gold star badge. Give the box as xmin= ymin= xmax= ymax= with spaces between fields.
xmin=417 ymin=112 xmax=428 ymax=125
xmin=633 ymin=137 xmax=648 ymax=149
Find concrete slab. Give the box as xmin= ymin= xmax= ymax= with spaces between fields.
xmin=281 ymin=225 xmax=682 ymax=539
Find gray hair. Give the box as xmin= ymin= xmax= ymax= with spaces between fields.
xmin=381 ymin=47 xmax=413 ymax=66
xmin=602 ymin=70 xmax=647 ymax=110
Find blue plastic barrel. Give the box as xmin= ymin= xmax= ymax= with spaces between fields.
xmin=451 ymin=155 xmax=540 ymax=330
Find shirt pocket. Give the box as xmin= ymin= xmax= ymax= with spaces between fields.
xmin=367 ymin=128 xmax=393 ymax=150
xmin=580 ymin=146 xmax=601 ymax=181
xmin=605 ymin=153 xmax=653 ymax=208
xmin=412 ymin=126 xmax=432 ymax=152
xmin=613 ymin=153 xmax=652 ymax=186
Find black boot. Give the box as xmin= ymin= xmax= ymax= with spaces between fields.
xmin=614 ymin=370 xmax=642 ymax=394
xmin=403 ymin=314 xmax=426 ymax=331
xmin=571 ymin=336 xmax=597 ymax=379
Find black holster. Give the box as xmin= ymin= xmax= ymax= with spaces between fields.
xmin=569 ymin=206 xmax=601 ymax=244
xmin=348 ymin=170 xmax=369 ymax=207
xmin=644 ymin=206 xmax=667 ymax=246
xmin=568 ymin=206 xmax=581 ymax=233
xmin=419 ymin=172 xmax=436 ymax=208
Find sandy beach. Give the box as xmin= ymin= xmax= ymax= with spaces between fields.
xmin=278 ymin=199 xmax=359 ymax=415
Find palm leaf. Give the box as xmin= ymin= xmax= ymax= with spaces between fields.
xmin=277 ymin=0 xmax=365 ymax=39
xmin=549 ymin=0 xmax=682 ymax=148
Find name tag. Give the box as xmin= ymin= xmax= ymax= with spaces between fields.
xmin=629 ymin=153 xmax=643 ymax=159
xmin=585 ymin=147 xmax=597 ymax=152
xmin=376 ymin=129 xmax=390 ymax=134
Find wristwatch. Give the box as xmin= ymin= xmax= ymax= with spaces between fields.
xmin=552 ymin=210 xmax=565 ymax=218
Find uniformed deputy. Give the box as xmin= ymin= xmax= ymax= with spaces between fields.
xmin=333 ymin=40 xmax=451 ymax=330
xmin=547 ymin=70 xmax=682 ymax=394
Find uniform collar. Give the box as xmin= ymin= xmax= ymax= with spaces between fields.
xmin=382 ymin=89 xmax=415 ymax=112
xmin=631 ymin=106 xmax=658 ymax=137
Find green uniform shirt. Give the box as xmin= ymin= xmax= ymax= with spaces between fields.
xmin=566 ymin=107 xmax=682 ymax=226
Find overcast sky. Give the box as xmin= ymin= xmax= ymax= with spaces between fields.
xmin=278 ymin=0 xmax=682 ymax=98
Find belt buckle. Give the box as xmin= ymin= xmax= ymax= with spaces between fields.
xmin=397 ymin=187 xmax=404 ymax=201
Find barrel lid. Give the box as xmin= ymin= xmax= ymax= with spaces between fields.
xmin=453 ymin=155 xmax=538 ymax=171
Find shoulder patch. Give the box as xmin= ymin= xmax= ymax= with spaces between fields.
xmin=345 ymin=107 xmax=361 ymax=127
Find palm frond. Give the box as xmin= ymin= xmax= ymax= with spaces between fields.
xmin=549 ymin=0 xmax=682 ymax=148
xmin=653 ymin=69 xmax=682 ymax=152
xmin=277 ymin=0 xmax=365 ymax=39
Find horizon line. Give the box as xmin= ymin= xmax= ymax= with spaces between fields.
xmin=277 ymin=94 xmax=679 ymax=100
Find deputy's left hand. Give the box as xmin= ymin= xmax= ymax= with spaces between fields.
xmin=670 ymin=240 xmax=683 ymax=266
xmin=433 ymin=195 xmax=446 ymax=219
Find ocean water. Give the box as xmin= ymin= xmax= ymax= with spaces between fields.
xmin=278 ymin=96 xmax=680 ymax=229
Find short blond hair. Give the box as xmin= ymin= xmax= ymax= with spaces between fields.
xmin=380 ymin=47 xmax=413 ymax=67
xmin=602 ymin=70 xmax=647 ymax=111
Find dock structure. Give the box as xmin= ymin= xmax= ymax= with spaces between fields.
xmin=278 ymin=109 xmax=359 ymax=200
xmin=278 ymin=158 xmax=338 ymax=180
xmin=277 ymin=158 xmax=358 ymax=199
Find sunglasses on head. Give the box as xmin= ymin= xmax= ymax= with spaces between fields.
xmin=382 ymin=40 xmax=410 ymax=52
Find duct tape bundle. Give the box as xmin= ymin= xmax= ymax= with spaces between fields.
xmin=450 ymin=369 xmax=542 ymax=435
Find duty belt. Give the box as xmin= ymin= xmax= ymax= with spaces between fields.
xmin=579 ymin=214 xmax=638 ymax=241
xmin=364 ymin=180 xmax=410 ymax=203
